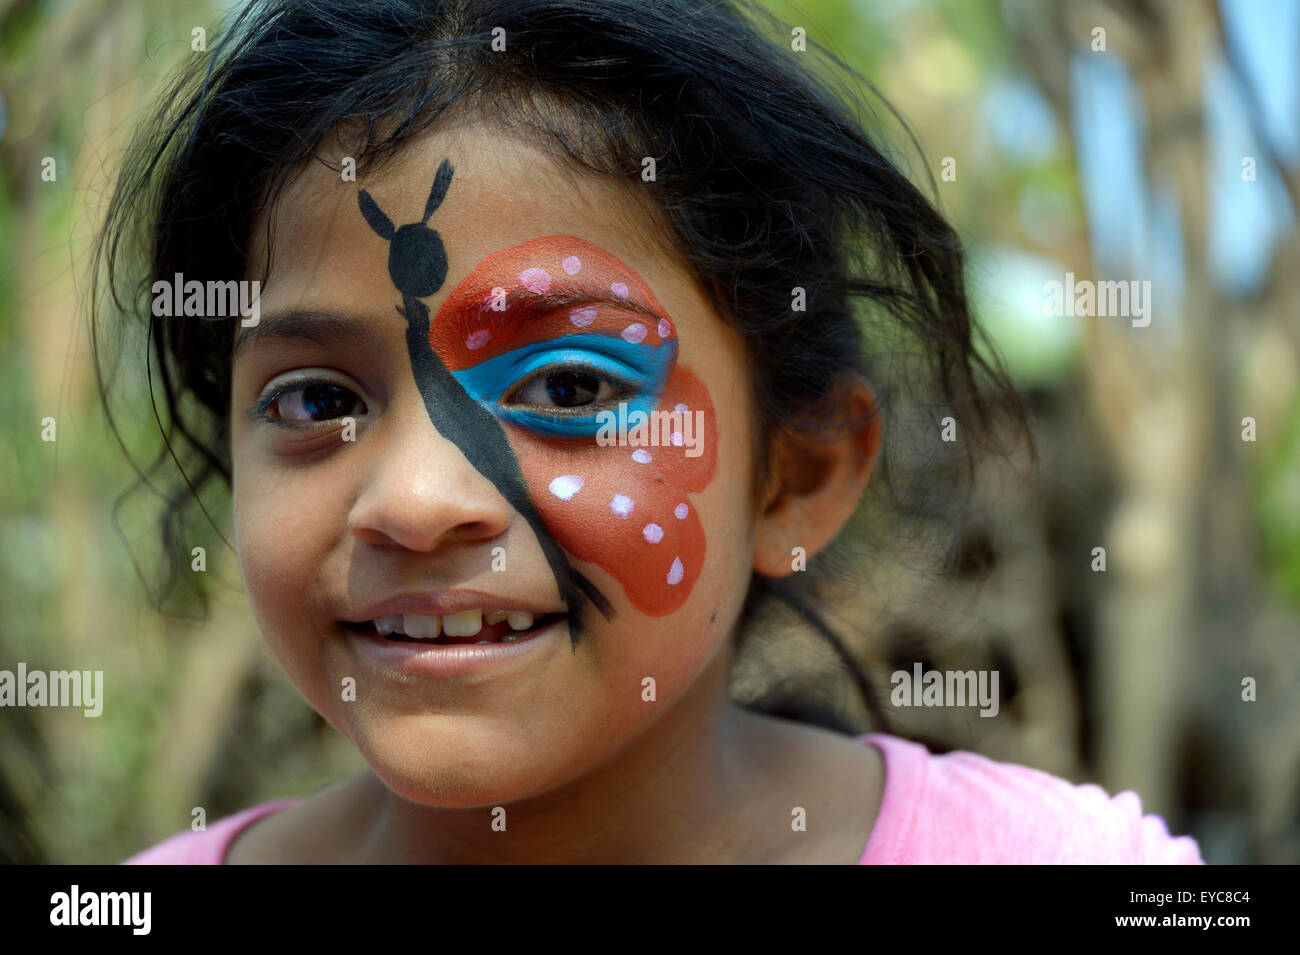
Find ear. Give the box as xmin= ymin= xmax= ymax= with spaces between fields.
xmin=752 ymin=375 xmax=882 ymax=578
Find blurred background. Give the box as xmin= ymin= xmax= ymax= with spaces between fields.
xmin=1 ymin=0 xmax=1296 ymax=864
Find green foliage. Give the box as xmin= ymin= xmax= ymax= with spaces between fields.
xmin=1256 ymin=393 xmax=1300 ymax=609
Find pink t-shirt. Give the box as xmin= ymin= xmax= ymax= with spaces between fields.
xmin=122 ymin=732 xmax=1204 ymax=864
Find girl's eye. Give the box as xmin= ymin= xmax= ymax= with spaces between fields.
xmin=503 ymin=366 xmax=628 ymax=412
xmin=254 ymin=379 xmax=365 ymax=425
xmin=450 ymin=339 xmax=671 ymax=437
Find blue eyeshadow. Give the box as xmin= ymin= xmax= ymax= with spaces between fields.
xmin=451 ymin=333 xmax=676 ymax=437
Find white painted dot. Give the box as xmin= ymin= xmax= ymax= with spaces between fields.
xmin=562 ymin=256 xmax=582 ymax=274
xmin=611 ymin=281 xmax=629 ymax=298
xmin=674 ymin=403 xmax=688 ymax=414
xmin=519 ymin=268 xmax=552 ymax=294
xmin=621 ymin=322 xmax=647 ymax=344
xmin=667 ymin=556 xmax=684 ymax=585
xmin=669 ymin=432 xmax=684 ymax=447
xmin=674 ymin=503 xmax=688 ymax=520
xmin=632 ymin=449 xmax=652 ymax=464
xmin=549 ymin=475 xmax=584 ymax=500
xmin=466 ymin=329 xmax=491 ymax=349
xmin=643 ymin=523 xmax=663 ymax=544
xmin=569 ymin=306 xmax=598 ymax=327
xmin=658 ymin=318 xmax=671 ymax=338
xmin=611 ymin=494 xmax=633 ymax=518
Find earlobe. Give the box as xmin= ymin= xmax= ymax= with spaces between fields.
xmin=752 ymin=377 xmax=881 ymax=578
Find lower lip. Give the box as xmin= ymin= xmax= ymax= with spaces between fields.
xmin=346 ymin=616 xmax=566 ymax=679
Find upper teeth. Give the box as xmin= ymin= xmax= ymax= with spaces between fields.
xmin=371 ymin=610 xmax=536 ymax=639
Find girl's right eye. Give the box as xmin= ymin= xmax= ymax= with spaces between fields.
xmin=252 ymin=378 xmax=366 ymax=427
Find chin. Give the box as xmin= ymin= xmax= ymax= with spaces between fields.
xmin=369 ymin=758 xmax=553 ymax=810
xmin=354 ymin=720 xmax=560 ymax=809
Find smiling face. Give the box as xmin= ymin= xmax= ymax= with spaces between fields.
xmin=229 ymin=116 xmax=765 ymax=805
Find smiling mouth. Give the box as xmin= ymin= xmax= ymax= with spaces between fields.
xmin=343 ymin=612 xmax=566 ymax=646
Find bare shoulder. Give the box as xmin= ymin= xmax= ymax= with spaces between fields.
xmin=224 ymin=773 xmax=373 ymax=864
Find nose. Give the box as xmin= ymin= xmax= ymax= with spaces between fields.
xmin=346 ymin=403 xmax=513 ymax=553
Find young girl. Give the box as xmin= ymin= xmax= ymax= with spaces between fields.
xmin=102 ymin=0 xmax=1203 ymax=863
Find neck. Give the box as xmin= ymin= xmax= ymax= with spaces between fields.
xmin=356 ymin=640 xmax=762 ymax=864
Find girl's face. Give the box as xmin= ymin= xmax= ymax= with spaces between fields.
xmin=229 ymin=117 xmax=766 ymax=805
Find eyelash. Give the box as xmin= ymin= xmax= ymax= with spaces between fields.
xmin=249 ymin=376 xmax=363 ymax=429
xmin=500 ymin=363 xmax=633 ymax=414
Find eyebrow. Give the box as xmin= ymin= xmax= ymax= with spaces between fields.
xmin=454 ymin=287 xmax=670 ymax=332
xmin=232 ymin=310 xmax=384 ymax=362
xmin=235 ymin=287 xmax=671 ymax=360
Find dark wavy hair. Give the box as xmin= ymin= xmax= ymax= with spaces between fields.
xmin=91 ymin=0 xmax=1031 ymax=736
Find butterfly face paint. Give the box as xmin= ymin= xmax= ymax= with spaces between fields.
xmin=358 ymin=164 xmax=614 ymax=641
xmin=430 ymin=236 xmax=717 ymax=616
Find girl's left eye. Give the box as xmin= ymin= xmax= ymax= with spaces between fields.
xmin=502 ymin=366 xmax=630 ymax=412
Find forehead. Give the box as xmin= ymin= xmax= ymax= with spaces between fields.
xmin=247 ymin=117 xmax=680 ymax=321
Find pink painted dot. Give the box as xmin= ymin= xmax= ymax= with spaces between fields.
xmin=632 ymin=449 xmax=652 ymax=464
xmin=658 ymin=319 xmax=671 ymax=338
xmin=674 ymin=403 xmax=688 ymax=414
xmin=611 ymin=494 xmax=634 ymax=518
xmin=466 ymin=329 xmax=491 ymax=350
xmin=674 ymin=503 xmax=688 ymax=520
xmin=570 ymin=306 xmax=598 ymax=327
xmin=562 ymin=256 xmax=582 ymax=274
xmin=611 ymin=282 xmax=629 ymax=298
xmin=667 ymin=556 xmax=684 ymax=586
xmin=621 ymin=323 xmax=647 ymax=344
xmin=549 ymin=475 xmax=584 ymax=500
xmin=669 ymin=432 xmax=684 ymax=447
xmin=643 ymin=523 xmax=664 ymax=544
xmin=519 ymin=268 xmax=552 ymax=294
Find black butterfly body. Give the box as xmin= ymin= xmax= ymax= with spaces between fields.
xmin=358 ymin=160 xmax=611 ymax=642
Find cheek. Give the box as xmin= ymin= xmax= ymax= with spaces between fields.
xmin=232 ymin=470 xmax=332 ymax=637
xmin=510 ymin=363 xmax=717 ymax=616
xmin=233 ymin=478 xmax=350 ymax=719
